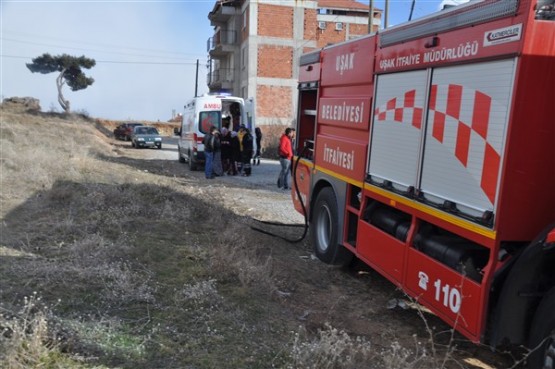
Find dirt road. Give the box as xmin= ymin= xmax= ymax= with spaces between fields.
xmin=114 ymin=136 xmax=305 ymax=224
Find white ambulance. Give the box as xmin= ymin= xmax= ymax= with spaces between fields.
xmin=176 ymin=93 xmax=256 ymax=170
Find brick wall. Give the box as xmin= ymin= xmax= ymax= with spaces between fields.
xmin=349 ymin=23 xmax=368 ymax=37
xmin=257 ymin=85 xmax=293 ymax=121
xmin=258 ymin=4 xmax=293 ymax=38
xmin=258 ymin=45 xmax=293 ymax=78
xmin=317 ymin=23 xmax=345 ymax=48
xmin=304 ymin=9 xmax=317 ymax=40
xmin=316 ymin=21 xmax=369 ymax=48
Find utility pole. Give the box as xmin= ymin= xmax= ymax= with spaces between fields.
xmin=368 ymin=0 xmax=374 ymax=33
xmin=384 ymin=0 xmax=389 ymax=29
xmin=409 ymin=0 xmax=416 ymax=21
xmin=194 ymin=59 xmax=199 ymax=97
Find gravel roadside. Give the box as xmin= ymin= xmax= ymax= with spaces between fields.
xmin=141 ymin=137 xmax=306 ymax=225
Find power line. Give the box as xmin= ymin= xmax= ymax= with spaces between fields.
xmin=2 ymin=29 xmax=205 ymax=58
xmin=0 ymin=54 xmax=207 ymax=66
xmin=1 ymin=37 xmax=205 ymax=61
xmin=96 ymin=60 xmax=205 ymax=65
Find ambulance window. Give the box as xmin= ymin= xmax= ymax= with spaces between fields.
xmin=199 ymin=111 xmax=221 ymax=134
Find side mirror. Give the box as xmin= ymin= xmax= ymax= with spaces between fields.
xmin=173 ymin=127 xmax=181 ymax=136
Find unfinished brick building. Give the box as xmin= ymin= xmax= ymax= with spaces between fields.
xmin=207 ymin=0 xmax=381 ymax=126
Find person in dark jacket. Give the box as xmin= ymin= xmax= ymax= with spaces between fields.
xmin=240 ymin=126 xmax=254 ymax=176
xmin=203 ymin=126 xmax=219 ymax=179
xmin=230 ymin=131 xmax=241 ymax=175
xmin=212 ymin=129 xmax=223 ymax=177
xmin=253 ymin=127 xmax=262 ymax=166
xmin=220 ymin=127 xmax=232 ymax=175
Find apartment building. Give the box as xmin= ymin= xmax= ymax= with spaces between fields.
xmin=207 ymin=0 xmax=381 ymax=126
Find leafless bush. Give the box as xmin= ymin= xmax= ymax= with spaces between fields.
xmin=288 ymin=323 xmax=374 ymax=369
xmin=209 ymin=220 xmax=276 ymax=294
xmin=5 ymin=233 xmax=155 ymax=309
xmin=62 ymin=316 xmax=146 ymax=361
xmin=181 ymin=279 xmax=221 ymax=303
xmin=377 ymin=297 xmax=466 ymax=369
xmin=0 ymin=294 xmax=53 ymax=368
xmin=172 ymin=279 xmax=224 ymax=324
xmin=44 ymin=181 xmax=193 ymax=241
xmin=0 ymin=294 xmax=90 ymax=369
xmin=379 ymin=337 xmax=433 ymax=369
xmin=287 ymin=324 xmax=455 ymax=369
xmin=68 ymin=233 xmax=155 ymax=305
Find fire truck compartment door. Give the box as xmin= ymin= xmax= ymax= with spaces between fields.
xmin=369 ymin=70 xmax=428 ymax=191
xmin=420 ymin=59 xmax=515 ymax=217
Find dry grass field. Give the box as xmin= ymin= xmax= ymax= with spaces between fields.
xmin=0 ymin=101 xmax=522 ymax=369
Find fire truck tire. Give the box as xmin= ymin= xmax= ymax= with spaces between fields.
xmin=528 ymin=287 xmax=555 ymax=369
xmin=310 ymin=187 xmax=353 ymax=266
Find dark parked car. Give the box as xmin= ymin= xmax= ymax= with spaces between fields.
xmin=131 ymin=126 xmax=162 ymax=149
xmin=114 ymin=122 xmax=143 ymax=141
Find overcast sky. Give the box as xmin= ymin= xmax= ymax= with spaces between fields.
xmin=1 ymin=0 xmax=448 ymax=122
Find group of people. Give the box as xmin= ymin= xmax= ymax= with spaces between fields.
xmin=203 ymin=123 xmax=296 ymax=192
xmin=203 ymin=119 xmax=262 ymax=179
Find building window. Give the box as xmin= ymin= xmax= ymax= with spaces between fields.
xmin=241 ymin=46 xmax=247 ymax=69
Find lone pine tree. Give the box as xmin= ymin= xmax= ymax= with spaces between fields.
xmin=27 ymin=53 xmax=96 ymax=113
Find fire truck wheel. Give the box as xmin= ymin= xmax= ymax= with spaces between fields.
xmin=528 ymin=287 xmax=555 ymax=369
xmin=310 ymin=187 xmax=353 ymax=266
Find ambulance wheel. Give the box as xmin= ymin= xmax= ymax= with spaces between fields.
xmin=310 ymin=187 xmax=353 ymax=267
xmin=528 ymin=287 xmax=555 ymax=369
xmin=188 ymin=152 xmax=198 ymax=171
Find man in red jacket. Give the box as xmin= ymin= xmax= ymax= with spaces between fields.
xmin=277 ymin=127 xmax=296 ymax=190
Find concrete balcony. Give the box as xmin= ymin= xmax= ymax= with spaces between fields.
xmin=207 ymin=30 xmax=237 ymax=58
xmin=207 ymin=68 xmax=234 ymax=91
xmin=208 ymin=0 xmax=240 ymax=25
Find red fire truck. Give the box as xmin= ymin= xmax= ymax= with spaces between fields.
xmin=292 ymin=0 xmax=555 ymax=367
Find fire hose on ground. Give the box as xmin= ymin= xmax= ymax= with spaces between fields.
xmin=250 ymin=145 xmax=310 ymax=243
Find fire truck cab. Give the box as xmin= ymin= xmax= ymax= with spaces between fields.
xmin=292 ymin=0 xmax=555 ymax=367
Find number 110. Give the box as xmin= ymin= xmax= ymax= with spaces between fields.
xmin=434 ymin=279 xmax=461 ymax=314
